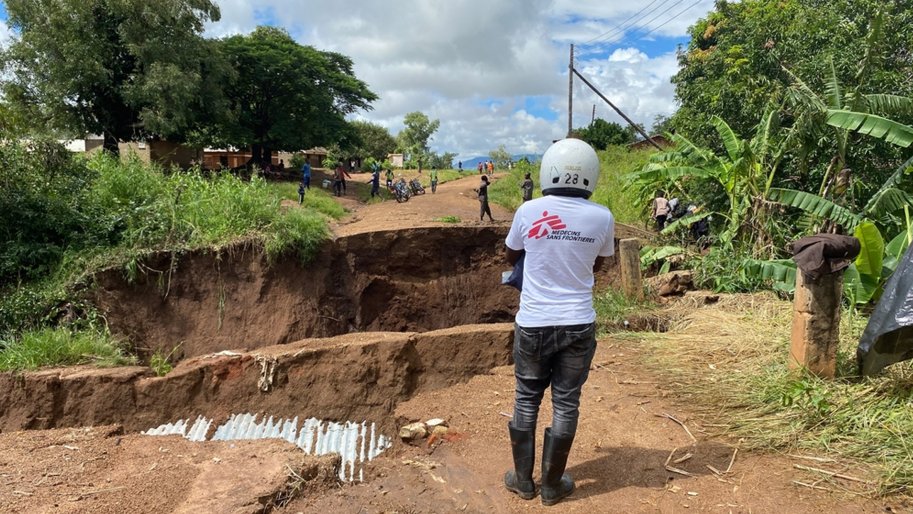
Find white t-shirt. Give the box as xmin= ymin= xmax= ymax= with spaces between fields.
xmin=505 ymin=195 xmax=615 ymax=327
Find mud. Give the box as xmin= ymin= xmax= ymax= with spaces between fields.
xmin=92 ymin=226 xmax=527 ymax=361
xmin=0 ymin=324 xmax=513 ymax=433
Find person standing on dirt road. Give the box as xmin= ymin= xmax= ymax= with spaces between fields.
xmin=521 ymin=173 xmax=534 ymax=203
xmin=334 ymin=161 xmax=351 ymax=197
xmin=385 ymin=168 xmax=394 ymax=189
xmin=475 ymin=175 xmax=494 ymax=222
xmin=430 ymin=168 xmax=439 ymax=193
xmin=368 ymin=166 xmax=381 ymax=198
xmin=503 ymin=138 xmax=614 ymax=506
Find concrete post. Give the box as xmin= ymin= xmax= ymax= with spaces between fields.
xmin=789 ymin=270 xmax=843 ymax=378
xmin=619 ymin=238 xmax=643 ymax=300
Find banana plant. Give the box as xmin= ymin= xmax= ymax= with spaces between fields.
xmin=764 ymin=157 xmax=913 ymax=304
xmin=627 ymin=110 xmax=785 ymax=252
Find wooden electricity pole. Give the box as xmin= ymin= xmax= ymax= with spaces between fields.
xmin=571 ymin=67 xmax=662 ymax=151
xmin=591 ymin=104 xmax=596 ymax=124
xmin=568 ymin=44 xmax=574 ymax=137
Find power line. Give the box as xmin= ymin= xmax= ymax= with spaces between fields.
xmin=584 ymin=0 xmax=684 ymax=49
xmin=582 ymin=0 xmax=664 ymax=46
xmin=610 ymin=0 xmax=686 ymax=48
xmin=633 ymin=0 xmax=705 ymax=41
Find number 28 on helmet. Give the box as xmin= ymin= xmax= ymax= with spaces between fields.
xmin=539 ymin=138 xmax=600 ymax=199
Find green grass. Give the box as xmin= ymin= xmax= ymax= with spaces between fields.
xmin=487 ymin=146 xmax=655 ymax=224
xmin=590 ymin=146 xmax=657 ymax=225
xmin=0 ymin=327 xmax=135 ymax=371
xmin=624 ymin=294 xmax=913 ymax=495
xmin=434 ymin=215 xmax=461 ymax=223
xmin=487 ymin=161 xmax=539 ymax=212
xmin=593 ymin=287 xmax=655 ymax=332
xmin=1 ymin=149 xmax=340 ymax=359
xmin=149 ymin=345 xmax=180 ymax=376
xmin=267 ymin=181 xmax=347 ymax=219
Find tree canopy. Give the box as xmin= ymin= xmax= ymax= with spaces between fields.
xmin=670 ymin=0 xmax=913 ymax=141
xmin=348 ymin=120 xmax=396 ymax=161
xmin=2 ymin=0 xmax=225 ymax=152
xmin=397 ymin=111 xmax=440 ymax=167
xmin=214 ymin=26 xmax=377 ymax=163
xmin=573 ymin=119 xmax=634 ymax=150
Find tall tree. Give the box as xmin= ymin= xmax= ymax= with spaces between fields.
xmin=671 ymin=0 xmax=913 ymax=145
xmin=488 ymin=145 xmax=512 ymax=169
xmin=3 ymin=0 xmax=225 ymax=153
xmin=397 ymin=111 xmax=440 ymax=169
xmin=349 ymin=120 xmax=396 ymax=161
xmin=215 ymin=27 xmax=377 ymax=165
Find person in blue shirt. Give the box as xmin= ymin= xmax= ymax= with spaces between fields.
xmin=368 ymin=166 xmax=381 ymax=198
xmin=301 ymin=160 xmax=312 ymax=190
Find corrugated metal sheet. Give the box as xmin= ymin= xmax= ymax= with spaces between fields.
xmin=142 ymin=413 xmax=390 ymax=481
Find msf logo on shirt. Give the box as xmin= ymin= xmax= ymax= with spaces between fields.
xmin=528 ymin=211 xmax=567 ymax=239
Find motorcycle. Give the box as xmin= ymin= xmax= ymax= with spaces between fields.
xmin=391 ymin=179 xmax=411 ymax=203
xmin=409 ymin=178 xmax=426 ymax=195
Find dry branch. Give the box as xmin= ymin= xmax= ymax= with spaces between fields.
xmin=793 ymin=464 xmax=869 ymax=484
xmin=656 ymin=413 xmax=698 ymax=443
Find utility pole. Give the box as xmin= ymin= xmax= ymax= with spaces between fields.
xmin=567 ymin=44 xmax=574 ymax=137
xmin=571 ymin=68 xmax=662 ymax=150
xmin=591 ymin=104 xmax=596 ymax=124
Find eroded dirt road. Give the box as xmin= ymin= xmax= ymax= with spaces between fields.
xmin=1 ymin=171 xmax=905 ymax=513
xmin=283 ymin=337 xmax=897 ymax=513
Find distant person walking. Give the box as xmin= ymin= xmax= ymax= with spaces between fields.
xmin=458 ymin=160 xmax=463 ymax=172
xmin=368 ymin=166 xmax=381 ymax=198
xmin=301 ymin=161 xmax=312 ymax=190
xmin=430 ymin=168 xmax=439 ymax=193
xmin=651 ymin=191 xmax=670 ymax=231
xmin=385 ymin=168 xmax=394 ymax=189
xmin=521 ymin=173 xmax=534 ymax=202
xmin=476 ymin=175 xmax=494 ymax=222
xmin=334 ymin=162 xmax=351 ymax=197
xmin=488 ymin=161 xmax=494 ymax=174
xmin=478 ymin=162 xmax=484 ymax=174
xmin=298 ymin=181 xmax=305 ymax=205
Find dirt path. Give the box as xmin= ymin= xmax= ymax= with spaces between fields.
xmin=331 ymin=172 xmax=513 ymax=237
xmin=285 ymin=338 xmax=895 ymax=513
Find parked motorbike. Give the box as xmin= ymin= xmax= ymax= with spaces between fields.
xmin=392 ymin=179 xmax=411 ymax=203
xmin=409 ymin=178 xmax=426 ymax=195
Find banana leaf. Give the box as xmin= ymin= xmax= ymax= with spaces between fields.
xmin=826 ymin=109 xmax=913 ymax=148
xmin=767 ymin=188 xmax=860 ymax=228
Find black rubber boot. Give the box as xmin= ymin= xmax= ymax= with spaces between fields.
xmin=540 ymin=427 xmax=575 ymax=506
xmin=503 ymin=423 xmax=537 ymax=500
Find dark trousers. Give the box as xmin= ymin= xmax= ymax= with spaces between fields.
xmin=333 ymin=179 xmax=342 ymax=196
xmin=512 ymin=323 xmax=596 ymax=437
xmin=480 ymin=198 xmax=493 ymax=220
xmin=371 ymin=183 xmax=379 ymax=197
xmin=303 ymin=176 xmax=311 ymax=189
xmin=655 ymin=215 xmax=667 ymax=231
xmin=431 ymin=180 xmax=438 ymax=193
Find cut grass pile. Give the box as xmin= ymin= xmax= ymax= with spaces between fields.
xmin=612 ymin=293 xmax=913 ymax=495
xmin=0 ymin=327 xmax=135 ymax=371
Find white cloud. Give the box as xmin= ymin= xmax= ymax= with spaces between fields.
xmin=7 ymin=0 xmax=717 ymax=158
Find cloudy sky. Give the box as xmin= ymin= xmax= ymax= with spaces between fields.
xmin=0 ymin=0 xmax=717 ymax=160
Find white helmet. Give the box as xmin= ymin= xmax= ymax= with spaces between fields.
xmin=539 ymin=138 xmax=600 ymax=198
